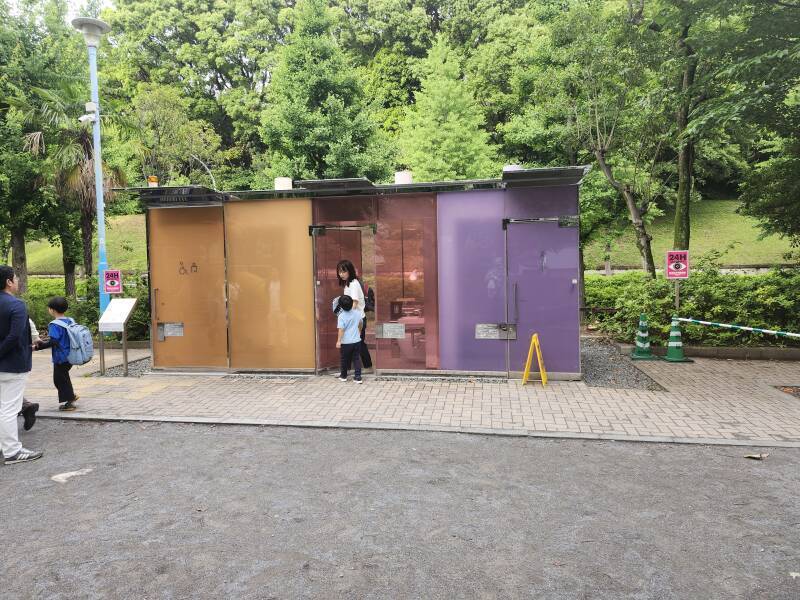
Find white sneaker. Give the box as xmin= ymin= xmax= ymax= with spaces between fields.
xmin=338 ymin=377 xmax=348 ymax=382
xmin=4 ymin=447 xmax=43 ymax=465
xmin=354 ymin=378 xmax=363 ymax=384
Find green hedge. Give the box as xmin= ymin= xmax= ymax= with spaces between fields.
xmin=22 ymin=275 xmax=151 ymax=341
xmin=585 ymin=262 xmax=800 ymax=347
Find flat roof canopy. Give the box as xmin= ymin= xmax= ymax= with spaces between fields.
xmin=121 ymin=166 xmax=591 ymax=207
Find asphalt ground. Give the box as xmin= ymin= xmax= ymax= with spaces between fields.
xmin=2 ymin=420 xmax=799 ymax=599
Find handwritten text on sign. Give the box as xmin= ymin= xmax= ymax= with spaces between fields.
xmin=666 ymin=251 xmax=689 ymax=279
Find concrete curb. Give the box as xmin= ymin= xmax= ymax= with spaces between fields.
xmin=616 ymin=342 xmax=800 ymax=361
xmin=37 ymin=412 xmax=800 ymax=448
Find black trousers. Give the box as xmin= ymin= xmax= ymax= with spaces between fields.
xmin=53 ymin=362 xmax=75 ymax=404
xmin=340 ymin=342 xmax=362 ymax=379
xmin=360 ymin=316 xmax=373 ymax=368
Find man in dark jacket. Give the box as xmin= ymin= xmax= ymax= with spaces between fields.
xmin=0 ymin=265 xmax=43 ymax=464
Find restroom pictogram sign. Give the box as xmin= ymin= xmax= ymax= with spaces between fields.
xmin=666 ymin=251 xmax=689 ymax=279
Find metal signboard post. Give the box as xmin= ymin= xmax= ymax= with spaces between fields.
xmin=98 ymin=298 xmax=138 ymax=376
xmin=666 ymin=250 xmax=690 ymax=310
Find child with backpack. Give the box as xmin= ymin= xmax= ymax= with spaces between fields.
xmin=335 ymin=295 xmax=363 ymax=384
xmin=34 ymin=297 xmax=83 ymax=411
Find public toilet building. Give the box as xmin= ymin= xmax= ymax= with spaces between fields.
xmin=141 ymin=166 xmax=589 ymax=378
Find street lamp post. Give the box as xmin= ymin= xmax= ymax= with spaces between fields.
xmin=71 ymin=17 xmax=111 ymax=314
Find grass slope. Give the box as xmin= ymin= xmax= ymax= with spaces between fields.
xmin=583 ymin=200 xmax=795 ymax=269
xmin=26 ymin=214 xmax=147 ymax=274
xmin=23 ymin=201 xmax=795 ymax=273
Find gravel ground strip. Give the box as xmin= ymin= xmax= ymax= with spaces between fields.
xmin=581 ymin=337 xmax=664 ymax=391
xmin=4 ymin=421 xmax=799 ymax=599
xmin=91 ymin=357 xmax=152 ymax=378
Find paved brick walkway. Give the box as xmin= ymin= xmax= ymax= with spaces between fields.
xmin=23 ymin=351 xmax=800 ymax=446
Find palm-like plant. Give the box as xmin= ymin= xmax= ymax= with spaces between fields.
xmin=14 ymin=81 xmax=126 ymax=296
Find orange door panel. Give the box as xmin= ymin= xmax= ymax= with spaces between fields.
xmin=148 ymin=207 xmax=228 ymax=368
xmin=225 ymin=199 xmax=315 ymax=369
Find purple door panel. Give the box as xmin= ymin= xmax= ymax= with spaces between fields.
xmin=507 ymin=221 xmax=580 ymax=375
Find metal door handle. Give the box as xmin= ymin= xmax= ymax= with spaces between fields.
xmin=540 ymin=251 xmax=547 ymax=271
xmin=154 ymin=288 xmax=159 ymax=322
xmin=512 ymin=282 xmax=519 ymax=323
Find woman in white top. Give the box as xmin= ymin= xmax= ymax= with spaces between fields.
xmin=337 ymin=259 xmax=372 ymax=369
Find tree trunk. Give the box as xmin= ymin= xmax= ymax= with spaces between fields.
xmin=673 ymin=25 xmax=697 ymax=251
xmin=674 ymin=140 xmax=694 ymax=249
xmin=80 ymin=211 xmax=94 ymax=278
xmin=594 ymin=151 xmax=657 ymax=278
xmin=63 ymin=259 xmax=76 ymax=299
xmin=58 ymin=217 xmax=80 ymax=298
xmin=10 ymin=226 xmax=28 ymax=294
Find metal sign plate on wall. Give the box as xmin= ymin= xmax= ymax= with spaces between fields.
xmin=163 ymin=322 xmax=185 ymax=337
xmin=375 ymin=323 xmax=406 ymax=339
xmin=475 ymin=323 xmax=517 ymax=340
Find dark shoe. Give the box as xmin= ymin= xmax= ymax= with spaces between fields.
xmin=59 ymin=401 xmax=77 ymax=412
xmin=22 ymin=402 xmax=38 ymax=431
xmin=4 ymin=447 xmax=43 ymax=464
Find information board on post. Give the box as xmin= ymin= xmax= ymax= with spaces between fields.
xmin=103 ymin=269 xmax=123 ymax=294
xmin=99 ymin=297 xmax=137 ymax=333
xmin=666 ymin=251 xmax=689 ymax=279
xmin=98 ymin=298 xmax=138 ymax=377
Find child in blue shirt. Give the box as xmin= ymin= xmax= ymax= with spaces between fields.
xmin=34 ymin=296 xmax=79 ymax=411
xmin=336 ymin=295 xmax=363 ymax=383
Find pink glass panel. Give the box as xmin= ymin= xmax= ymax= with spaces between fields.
xmin=313 ymin=195 xmax=375 ymax=225
xmin=375 ymin=194 xmax=439 ymax=370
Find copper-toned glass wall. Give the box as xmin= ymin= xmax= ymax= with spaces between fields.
xmin=374 ymin=194 xmax=439 ymax=370
xmin=225 ymin=199 xmax=316 ymax=369
xmin=148 ymin=206 xmax=228 ymax=368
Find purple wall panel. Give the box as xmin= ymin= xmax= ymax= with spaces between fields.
xmin=437 ymin=191 xmax=506 ymax=371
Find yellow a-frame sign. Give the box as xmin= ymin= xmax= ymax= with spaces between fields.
xmin=522 ymin=333 xmax=547 ymax=386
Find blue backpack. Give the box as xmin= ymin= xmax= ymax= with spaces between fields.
xmin=50 ymin=319 xmax=94 ymax=365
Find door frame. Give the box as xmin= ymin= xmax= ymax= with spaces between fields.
xmin=309 ymin=223 xmax=377 ymax=374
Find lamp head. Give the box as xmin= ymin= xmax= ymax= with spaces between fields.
xmin=71 ymin=17 xmax=110 ymax=47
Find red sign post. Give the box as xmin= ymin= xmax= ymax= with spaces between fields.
xmin=103 ymin=269 xmax=122 ymax=294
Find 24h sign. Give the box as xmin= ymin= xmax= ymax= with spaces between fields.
xmin=666 ymin=251 xmax=689 ymax=279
